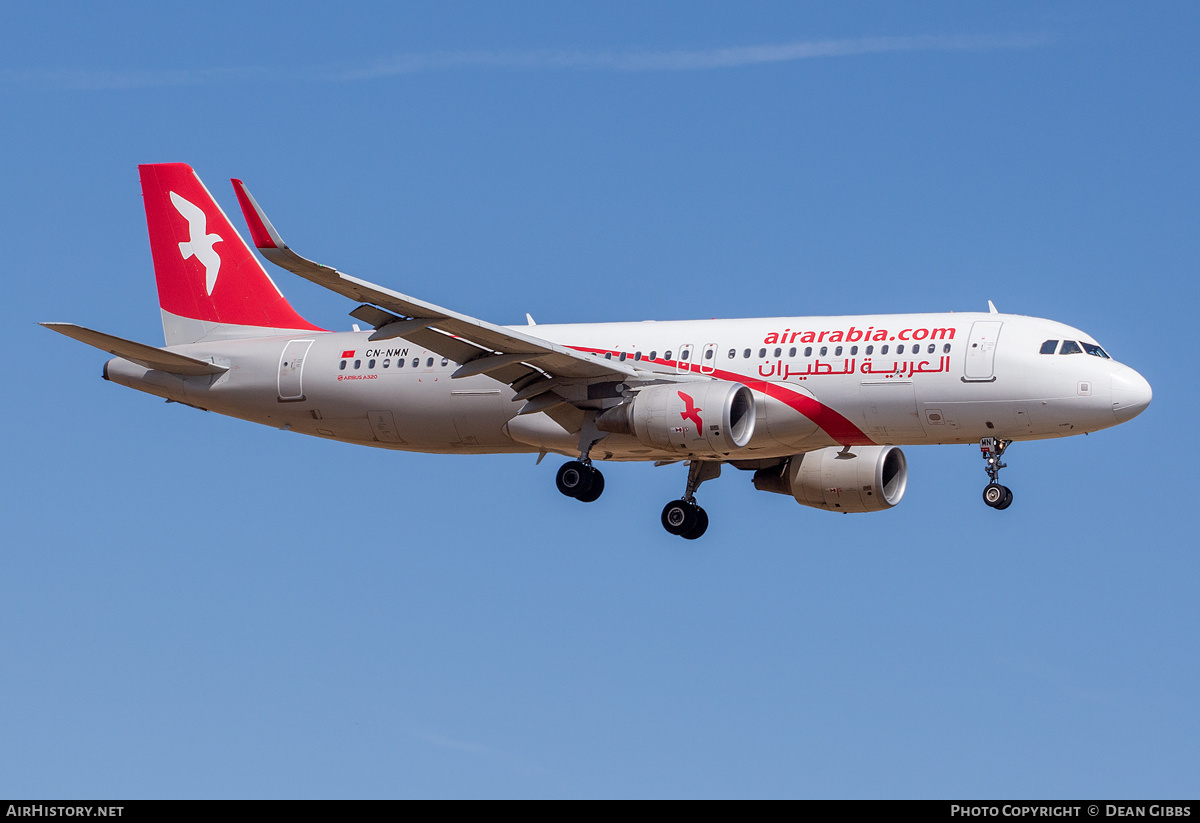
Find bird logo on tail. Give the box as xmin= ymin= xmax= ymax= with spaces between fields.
xmin=170 ymin=191 xmax=223 ymax=295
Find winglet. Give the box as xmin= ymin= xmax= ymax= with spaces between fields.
xmin=231 ymin=178 xmax=340 ymax=282
xmin=231 ymin=178 xmax=285 ymax=251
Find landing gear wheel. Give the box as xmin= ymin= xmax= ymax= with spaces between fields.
xmin=983 ymin=483 xmax=1014 ymax=509
xmin=979 ymin=438 xmax=1015 ymax=511
xmin=661 ymin=500 xmax=700 ymax=536
xmin=556 ymin=461 xmax=593 ymax=499
xmin=575 ymin=468 xmax=605 ymax=503
xmin=680 ymin=507 xmax=709 ymax=540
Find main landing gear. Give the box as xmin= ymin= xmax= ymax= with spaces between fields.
xmin=661 ymin=499 xmax=708 ymax=540
xmin=554 ymin=457 xmax=719 ymax=539
xmin=556 ymin=460 xmax=605 ymax=503
xmin=661 ymin=461 xmax=720 ymax=540
xmin=556 ymin=412 xmax=607 ymax=503
xmin=979 ymin=437 xmax=1014 ymax=510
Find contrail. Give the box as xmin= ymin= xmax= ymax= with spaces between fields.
xmin=412 ymin=730 xmax=541 ymax=777
xmin=345 ymin=33 xmax=1050 ymax=78
xmin=1 ymin=33 xmax=1050 ymax=91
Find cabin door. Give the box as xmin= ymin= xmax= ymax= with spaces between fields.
xmin=963 ymin=321 xmax=1003 ymax=382
xmin=278 ymin=339 xmax=314 ymax=401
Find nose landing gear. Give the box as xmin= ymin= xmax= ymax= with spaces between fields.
xmin=980 ymin=437 xmax=1014 ymax=510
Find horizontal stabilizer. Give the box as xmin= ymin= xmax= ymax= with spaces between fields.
xmin=40 ymin=323 xmax=228 ymax=376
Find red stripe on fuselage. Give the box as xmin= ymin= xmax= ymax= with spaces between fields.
xmin=728 ymin=373 xmax=875 ymax=446
xmin=569 ymin=347 xmax=875 ymax=446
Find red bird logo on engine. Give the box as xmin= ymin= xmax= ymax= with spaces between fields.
xmin=678 ymin=391 xmax=703 ymax=431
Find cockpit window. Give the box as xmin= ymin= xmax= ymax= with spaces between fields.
xmin=1059 ymin=340 xmax=1082 ymax=355
xmin=1040 ymin=340 xmax=1058 ymax=355
xmin=1082 ymin=342 xmax=1110 ymax=359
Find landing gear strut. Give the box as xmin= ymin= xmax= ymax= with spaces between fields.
xmin=979 ymin=437 xmax=1014 ymax=510
xmin=661 ymin=461 xmax=719 ymax=539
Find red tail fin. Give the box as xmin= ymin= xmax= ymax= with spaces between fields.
xmin=139 ymin=163 xmax=322 ymax=344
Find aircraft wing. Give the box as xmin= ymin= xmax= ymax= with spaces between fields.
xmin=232 ymin=179 xmax=640 ymax=391
xmin=41 ymin=323 xmax=228 ymax=376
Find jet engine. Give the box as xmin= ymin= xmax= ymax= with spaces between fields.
xmin=751 ymin=445 xmax=907 ymax=513
xmin=596 ymin=381 xmax=756 ymax=455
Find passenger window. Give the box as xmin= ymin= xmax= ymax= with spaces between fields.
xmin=397 ymin=358 xmax=405 ymax=368
xmin=664 ymin=350 xmax=672 ymax=360
xmin=727 ymin=349 xmax=735 ymax=359
xmin=1060 ymin=340 xmax=1082 ymax=355
xmin=635 ymin=351 xmax=642 ymax=361
xmin=605 ymin=352 xmax=612 ymax=359
xmin=427 ymin=358 xmax=434 ymax=367
xmin=412 ymin=358 xmax=419 ymax=368
xmin=339 ymin=360 xmax=347 ymax=371
xmin=850 ymin=345 xmax=858 ymax=356
xmin=804 ymin=347 xmax=812 ymax=357
xmin=943 ymin=343 xmax=951 ymax=354
xmin=441 ymin=358 xmax=449 ymax=366
xmin=354 ymin=359 xmax=361 ymax=369
xmin=773 ymin=347 xmax=781 ymax=357
xmin=1040 ymin=340 xmax=1058 ymax=354
xmin=649 ymin=351 xmax=657 ymax=361
xmin=897 ymin=344 xmax=905 ymax=355
xmin=819 ymin=346 xmax=827 ymax=356
xmin=619 ymin=352 xmax=627 ymax=361
xmin=681 ymin=349 xmax=690 ymax=361
xmin=881 ymin=345 xmax=889 ymax=355
xmin=789 ymin=347 xmax=797 ymax=357
xmin=743 ymin=349 xmax=751 ymax=358
xmin=368 ymin=359 xmax=376 ymax=369
xmin=382 ymin=358 xmax=390 ymax=368
xmin=927 ymin=344 xmax=935 ymax=354
xmin=704 ymin=349 xmax=713 ymax=360
xmin=865 ymin=345 xmax=873 ymax=355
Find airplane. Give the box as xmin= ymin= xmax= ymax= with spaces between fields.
xmin=43 ymin=163 xmax=1152 ymax=539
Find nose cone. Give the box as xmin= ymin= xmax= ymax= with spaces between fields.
xmin=1111 ymin=367 xmax=1152 ymax=423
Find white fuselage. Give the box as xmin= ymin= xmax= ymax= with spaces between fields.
xmin=102 ymin=311 xmax=1149 ymax=462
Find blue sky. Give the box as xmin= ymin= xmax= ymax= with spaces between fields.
xmin=2 ymin=2 xmax=1196 ymax=798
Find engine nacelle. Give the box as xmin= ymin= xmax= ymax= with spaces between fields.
xmin=596 ymin=381 xmax=756 ymax=456
xmin=752 ymin=445 xmax=907 ymax=513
